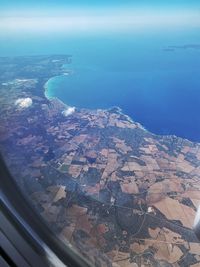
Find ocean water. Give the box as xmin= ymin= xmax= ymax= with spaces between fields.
xmin=1 ymin=30 xmax=200 ymax=141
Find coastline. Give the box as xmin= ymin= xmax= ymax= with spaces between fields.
xmin=43 ymin=74 xmax=147 ymax=131
xmin=43 ymin=68 xmax=198 ymax=144
xmin=44 ymin=75 xmax=62 ymax=100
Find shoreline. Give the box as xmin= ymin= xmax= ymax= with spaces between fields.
xmin=44 ymin=74 xmax=146 ymax=130
xmin=43 ymin=73 xmax=198 ymax=144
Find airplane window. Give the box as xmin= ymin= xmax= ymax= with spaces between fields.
xmin=0 ymin=1 xmax=200 ymax=267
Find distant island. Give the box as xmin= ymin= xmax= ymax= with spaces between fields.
xmin=164 ymin=44 xmax=200 ymax=52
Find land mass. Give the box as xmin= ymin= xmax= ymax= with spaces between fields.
xmin=0 ymin=55 xmax=200 ymax=267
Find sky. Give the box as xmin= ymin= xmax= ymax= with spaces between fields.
xmin=1 ymin=0 xmax=200 ymax=15
xmin=0 ymin=0 xmax=200 ymax=34
xmin=0 ymin=0 xmax=200 ymax=9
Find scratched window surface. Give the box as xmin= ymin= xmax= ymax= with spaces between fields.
xmin=1 ymin=1 xmax=200 ymax=266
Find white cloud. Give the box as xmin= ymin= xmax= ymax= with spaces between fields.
xmin=62 ymin=106 xmax=75 ymax=116
xmin=15 ymin=97 xmax=33 ymax=109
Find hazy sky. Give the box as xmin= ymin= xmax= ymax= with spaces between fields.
xmin=1 ymin=0 xmax=200 ymax=9
xmin=0 ymin=0 xmax=200 ymax=33
xmin=1 ymin=0 xmax=200 ymax=16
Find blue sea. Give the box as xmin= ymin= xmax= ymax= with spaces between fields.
xmin=1 ymin=30 xmax=200 ymax=141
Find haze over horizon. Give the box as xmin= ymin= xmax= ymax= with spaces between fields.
xmin=0 ymin=0 xmax=200 ymax=34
